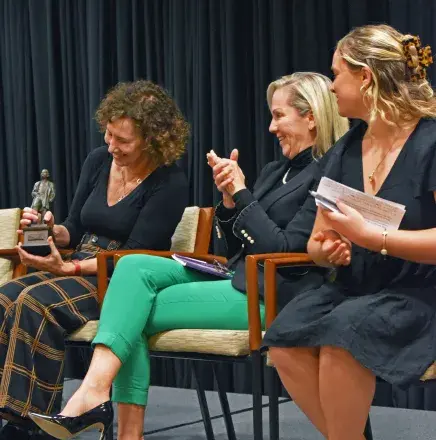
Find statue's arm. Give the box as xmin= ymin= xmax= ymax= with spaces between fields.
xmin=31 ymin=182 xmax=39 ymax=198
xmin=49 ymin=183 xmax=56 ymax=202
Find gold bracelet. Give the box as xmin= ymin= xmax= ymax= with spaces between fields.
xmin=381 ymin=230 xmax=388 ymax=256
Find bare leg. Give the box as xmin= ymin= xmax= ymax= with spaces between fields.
xmin=61 ymin=345 xmax=121 ymax=416
xmin=269 ymin=347 xmax=328 ymax=437
xmin=117 ymin=403 xmax=145 ymax=440
xmin=319 ymin=346 xmax=375 ymax=440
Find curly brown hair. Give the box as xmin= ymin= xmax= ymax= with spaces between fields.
xmin=95 ymin=80 xmax=190 ymax=166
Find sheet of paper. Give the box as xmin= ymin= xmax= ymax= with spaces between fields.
xmin=314 ymin=177 xmax=406 ymax=230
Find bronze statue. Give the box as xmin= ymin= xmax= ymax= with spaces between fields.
xmin=23 ymin=169 xmax=55 ymax=256
xmin=30 ymin=169 xmax=55 ymax=220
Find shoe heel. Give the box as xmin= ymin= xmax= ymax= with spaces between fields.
xmin=99 ymin=422 xmax=113 ymax=440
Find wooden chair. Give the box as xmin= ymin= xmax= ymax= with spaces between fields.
xmin=260 ymin=252 xmax=436 ymax=440
xmin=0 ymin=208 xmax=27 ymax=281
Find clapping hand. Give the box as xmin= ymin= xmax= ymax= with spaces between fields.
xmin=207 ymin=149 xmax=245 ymax=209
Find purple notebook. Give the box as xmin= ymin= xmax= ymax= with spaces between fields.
xmin=172 ymin=254 xmax=234 ymax=279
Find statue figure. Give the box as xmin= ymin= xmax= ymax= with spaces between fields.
xmin=31 ymin=169 xmax=56 ymax=220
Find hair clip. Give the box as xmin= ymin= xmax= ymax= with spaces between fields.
xmin=402 ymin=35 xmax=433 ymax=82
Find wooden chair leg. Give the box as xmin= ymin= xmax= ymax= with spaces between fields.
xmin=192 ymin=361 xmax=215 ymax=440
xmin=251 ymin=350 xmax=264 ymax=440
xmin=267 ymin=366 xmax=279 ymax=440
xmin=213 ymin=364 xmax=237 ymax=440
xmin=364 ymin=415 xmax=373 ymax=440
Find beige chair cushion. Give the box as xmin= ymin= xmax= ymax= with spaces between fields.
xmin=170 ymin=206 xmax=200 ymax=253
xmin=0 ymin=208 xmax=21 ymax=285
xmin=67 ymin=322 xmax=252 ymax=357
xmin=67 ymin=321 xmax=436 ymax=380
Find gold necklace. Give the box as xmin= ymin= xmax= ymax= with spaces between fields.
xmin=118 ymin=169 xmax=153 ymax=202
xmin=367 ymin=130 xmax=402 ymax=183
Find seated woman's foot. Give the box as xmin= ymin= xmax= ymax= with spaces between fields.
xmin=60 ymin=387 xmax=110 ymax=417
xmin=28 ymin=401 xmax=113 ymax=440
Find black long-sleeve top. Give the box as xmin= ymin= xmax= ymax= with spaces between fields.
xmin=61 ymin=146 xmax=188 ymax=252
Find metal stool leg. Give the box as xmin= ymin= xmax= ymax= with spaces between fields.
xmin=267 ymin=366 xmax=279 ymax=440
xmin=213 ymin=364 xmax=236 ymax=440
xmin=192 ymin=362 xmax=215 ymax=440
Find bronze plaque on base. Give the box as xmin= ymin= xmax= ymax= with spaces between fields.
xmin=22 ymin=224 xmax=52 ymax=256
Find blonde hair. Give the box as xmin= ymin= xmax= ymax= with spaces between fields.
xmin=267 ymin=72 xmax=349 ymax=158
xmin=337 ymin=24 xmax=436 ymax=124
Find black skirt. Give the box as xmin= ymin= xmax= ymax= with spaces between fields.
xmin=262 ymin=281 xmax=436 ymax=388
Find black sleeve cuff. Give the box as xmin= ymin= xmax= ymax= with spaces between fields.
xmin=215 ymin=200 xmax=238 ymax=222
xmin=233 ymin=189 xmax=256 ymax=211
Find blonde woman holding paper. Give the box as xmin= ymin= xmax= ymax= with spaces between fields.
xmin=264 ymin=24 xmax=436 ymax=440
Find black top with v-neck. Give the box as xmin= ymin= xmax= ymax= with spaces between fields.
xmin=327 ymin=119 xmax=436 ymax=292
xmin=61 ymin=146 xmax=188 ymax=250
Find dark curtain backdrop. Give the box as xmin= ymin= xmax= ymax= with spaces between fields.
xmin=1 ymin=0 xmax=436 ymax=409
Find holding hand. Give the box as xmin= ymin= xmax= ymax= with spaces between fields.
xmin=320 ymin=201 xmax=381 ymax=249
xmin=17 ymin=208 xmax=73 ymax=275
xmin=16 ymin=236 xmax=74 ymax=276
xmin=312 ymin=229 xmax=352 ymax=266
xmin=18 ymin=207 xmax=55 ymax=234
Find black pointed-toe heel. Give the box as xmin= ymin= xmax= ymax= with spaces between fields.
xmin=29 ymin=401 xmax=113 ymax=440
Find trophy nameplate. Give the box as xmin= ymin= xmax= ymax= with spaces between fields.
xmin=22 ymin=224 xmax=52 ymax=256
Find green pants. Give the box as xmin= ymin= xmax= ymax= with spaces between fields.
xmin=92 ymin=254 xmax=265 ymax=406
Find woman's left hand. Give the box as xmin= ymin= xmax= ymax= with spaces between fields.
xmin=16 ymin=236 xmax=72 ymax=276
xmin=320 ymin=201 xmax=380 ymax=248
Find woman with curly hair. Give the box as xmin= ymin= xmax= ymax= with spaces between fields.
xmin=0 ymin=80 xmax=189 ymax=440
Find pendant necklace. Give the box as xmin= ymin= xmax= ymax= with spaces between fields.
xmin=367 ymin=130 xmax=402 ymax=183
xmin=282 ymin=167 xmax=291 ymax=184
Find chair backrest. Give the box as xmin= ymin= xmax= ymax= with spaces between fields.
xmin=0 ymin=208 xmax=21 ymax=284
xmin=170 ymin=207 xmax=213 ymax=254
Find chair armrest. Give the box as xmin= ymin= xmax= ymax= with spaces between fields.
xmin=264 ymin=253 xmax=314 ymax=329
xmin=245 ymin=253 xmax=300 ymax=351
xmin=96 ymin=249 xmax=228 ymax=305
xmin=0 ymin=248 xmax=19 ymax=260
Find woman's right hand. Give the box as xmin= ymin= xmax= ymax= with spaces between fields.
xmin=207 ymin=150 xmax=236 ymax=209
xmin=18 ymin=208 xmax=55 ymax=234
xmin=312 ymin=229 xmax=352 ymax=266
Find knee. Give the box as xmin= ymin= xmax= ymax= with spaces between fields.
xmin=269 ymin=346 xmax=300 ymax=369
xmin=16 ymin=284 xmax=47 ymax=310
xmin=114 ymin=254 xmax=153 ymax=274
xmin=319 ymin=345 xmax=351 ymax=367
xmin=269 ymin=346 xmax=319 ymax=371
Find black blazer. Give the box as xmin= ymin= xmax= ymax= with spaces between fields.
xmin=215 ymin=154 xmax=330 ymax=308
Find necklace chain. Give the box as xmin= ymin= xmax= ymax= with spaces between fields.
xmin=118 ymin=170 xmax=152 ymax=202
xmin=367 ymin=130 xmax=403 ymax=183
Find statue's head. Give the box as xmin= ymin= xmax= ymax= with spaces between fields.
xmin=41 ymin=169 xmax=50 ymax=179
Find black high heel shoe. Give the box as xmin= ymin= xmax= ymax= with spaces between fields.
xmin=28 ymin=401 xmax=113 ymax=440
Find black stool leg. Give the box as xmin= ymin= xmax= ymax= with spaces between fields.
xmin=213 ymin=364 xmax=236 ymax=440
xmin=192 ymin=362 xmax=215 ymax=440
xmin=251 ymin=350 xmax=264 ymax=440
xmin=364 ymin=415 xmax=373 ymax=440
xmin=267 ymin=366 xmax=279 ymax=440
